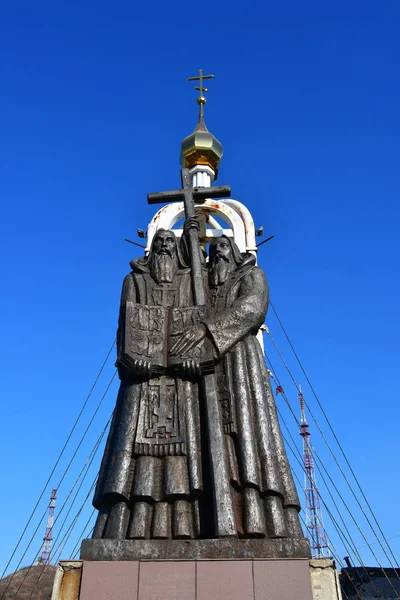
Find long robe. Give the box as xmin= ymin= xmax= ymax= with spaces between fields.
xmin=92 ymin=254 xmax=303 ymax=541
xmin=92 ymin=260 xmax=203 ymax=540
xmin=203 ymin=255 xmax=303 ymax=538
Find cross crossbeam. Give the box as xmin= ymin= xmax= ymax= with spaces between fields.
xmin=188 ymin=68 xmax=214 ymax=101
xmin=146 ymin=168 xmax=237 ymax=537
xmin=147 ymin=184 xmax=231 ymax=205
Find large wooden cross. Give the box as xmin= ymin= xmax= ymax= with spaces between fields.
xmin=147 ymin=168 xmax=236 ymax=537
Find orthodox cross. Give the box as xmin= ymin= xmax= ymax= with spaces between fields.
xmin=188 ymin=68 xmax=215 ymax=118
xmin=148 ymin=169 xmax=231 ymax=305
xmin=147 ymin=168 xmax=236 ymax=537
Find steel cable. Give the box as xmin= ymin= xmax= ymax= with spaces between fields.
xmin=266 ymin=321 xmax=399 ymax=573
xmin=0 ymin=340 xmax=115 ymax=583
xmin=269 ymin=301 xmax=399 ymax=569
xmin=298 ymin=502 xmax=358 ymax=599
xmin=9 ymin=407 xmax=113 ymax=600
xmin=279 ymin=414 xmax=371 ymax=599
xmin=275 ymin=396 xmax=385 ymax=599
xmin=265 ymin=350 xmax=395 ymax=598
xmin=0 ymin=367 xmax=116 ymax=600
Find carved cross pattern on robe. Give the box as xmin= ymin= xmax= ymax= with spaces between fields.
xmin=146 ymin=380 xmax=177 ymax=439
xmin=151 ymin=283 xmax=178 ymax=308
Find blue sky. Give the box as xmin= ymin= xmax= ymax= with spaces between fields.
xmin=1 ymin=0 xmax=399 ymax=576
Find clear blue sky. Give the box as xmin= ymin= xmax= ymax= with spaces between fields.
xmin=1 ymin=0 xmax=399 ymax=575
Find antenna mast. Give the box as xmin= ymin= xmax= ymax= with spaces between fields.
xmin=38 ymin=488 xmax=57 ymax=565
xmin=298 ymin=386 xmax=330 ymax=558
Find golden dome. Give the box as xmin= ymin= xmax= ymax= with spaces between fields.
xmin=180 ymin=104 xmax=223 ymax=179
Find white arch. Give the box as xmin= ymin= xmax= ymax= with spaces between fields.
xmin=145 ymin=197 xmax=263 ymax=349
xmin=223 ymin=199 xmax=257 ymax=253
xmin=146 ymin=198 xmax=256 ymax=255
xmin=146 ymin=200 xmax=247 ymax=253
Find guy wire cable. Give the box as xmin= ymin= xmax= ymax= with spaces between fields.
xmin=279 ymin=418 xmax=376 ymax=599
xmin=10 ymin=411 xmax=114 ymax=600
xmin=51 ymin=410 xmax=113 ymax=544
xmin=52 ymin=479 xmax=97 ymax=566
xmin=266 ymin=348 xmax=396 ymax=598
xmin=0 ymin=339 xmax=115 ymax=582
xmin=298 ymin=507 xmax=357 ymax=600
xmin=265 ymin=351 xmax=396 ymax=599
xmin=35 ymin=521 xmax=95 ymax=600
xmin=27 ymin=414 xmax=113 ymax=600
xmin=276 ymin=403 xmax=385 ymax=600
xmin=274 ymin=399 xmax=383 ymax=598
xmin=20 ymin=476 xmax=98 ymax=600
xmin=296 ymin=519 xmax=350 ymax=600
xmin=24 ymin=435 xmax=110 ymax=600
xmin=265 ymin=320 xmax=399 ymax=571
xmin=310 ymin=443 xmax=400 ymax=598
xmin=0 ymin=368 xmax=116 ymax=600
xmin=267 ymin=328 xmax=400 ymax=587
xmin=265 ymin=349 xmax=369 ymax=563
xmin=265 ymin=349 xmax=388 ymax=598
xmin=36 ymin=522 xmax=96 ymax=600
xmin=269 ymin=301 xmax=399 ymax=568
xmin=1 ymin=371 xmax=116 ymax=600
xmin=70 ymin=514 xmax=96 ymax=560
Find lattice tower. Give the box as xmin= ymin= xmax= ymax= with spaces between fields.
xmin=298 ymin=387 xmax=330 ymax=558
xmin=38 ymin=488 xmax=57 ymax=565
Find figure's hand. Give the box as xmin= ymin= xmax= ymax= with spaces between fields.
xmin=183 ymin=215 xmax=200 ymax=235
xmin=181 ymin=359 xmax=202 ymax=379
xmin=116 ymin=359 xmax=153 ymax=379
xmin=133 ymin=359 xmax=152 ymax=378
xmin=170 ymin=324 xmax=207 ymax=355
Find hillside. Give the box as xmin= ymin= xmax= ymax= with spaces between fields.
xmin=0 ymin=565 xmax=56 ymax=600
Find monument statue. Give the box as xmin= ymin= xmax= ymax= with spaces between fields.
xmin=92 ymin=227 xmax=205 ymax=540
xmin=170 ymin=234 xmax=303 ymax=539
xmin=82 ymin=70 xmax=309 ymax=560
xmin=91 ymin=222 xmax=303 ymax=543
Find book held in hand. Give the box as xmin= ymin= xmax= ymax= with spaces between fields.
xmin=120 ymin=302 xmax=214 ymax=377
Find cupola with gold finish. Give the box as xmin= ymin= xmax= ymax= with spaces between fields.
xmin=180 ymin=69 xmax=223 ymax=187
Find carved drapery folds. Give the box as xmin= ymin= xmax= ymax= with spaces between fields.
xmin=92 ymin=231 xmax=304 ymax=544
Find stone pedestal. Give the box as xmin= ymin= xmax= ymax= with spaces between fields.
xmin=51 ymin=557 xmax=343 ymax=600
xmin=80 ymin=537 xmax=311 ymax=561
xmin=73 ymin=538 xmax=313 ymax=599
xmin=78 ymin=558 xmax=313 ymax=600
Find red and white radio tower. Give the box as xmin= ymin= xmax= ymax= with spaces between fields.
xmin=38 ymin=488 xmax=57 ymax=565
xmin=298 ymin=386 xmax=330 ymax=558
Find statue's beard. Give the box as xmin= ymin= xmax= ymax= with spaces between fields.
xmin=209 ymin=256 xmax=233 ymax=287
xmin=150 ymin=252 xmax=178 ymax=283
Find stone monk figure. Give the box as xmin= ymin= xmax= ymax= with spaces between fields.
xmin=92 ymin=228 xmax=205 ymax=540
xmin=171 ymin=235 xmax=303 ymax=539
xmin=92 ymin=228 xmax=303 ymax=542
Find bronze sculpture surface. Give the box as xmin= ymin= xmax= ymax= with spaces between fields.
xmin=91 ymin=227 xmax=303 ymax=544
xmin=81 ymin=168 xmax=310 ymax=560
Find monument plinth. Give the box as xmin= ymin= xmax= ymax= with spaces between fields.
xmin=64 ymin=70 xmax=317 ymax=600
xmin=81 ymin=537 xmax=311 ymax=561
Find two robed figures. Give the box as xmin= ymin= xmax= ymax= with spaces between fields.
xmin=92 ymin=224 xmax=303 ymax=542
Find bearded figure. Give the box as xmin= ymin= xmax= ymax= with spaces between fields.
xmin=172 ymin=235 xmax=303 ymax=539
xmin=92 ymin=229 xmax=204 ymax=540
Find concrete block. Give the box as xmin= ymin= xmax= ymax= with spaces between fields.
xmin=309 ymin=559 xmax=343 ymax=600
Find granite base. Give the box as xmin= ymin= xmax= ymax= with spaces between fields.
xmin=80 ymin=537 xmax=310 ymax=561
xmin=77 ymin=558 xmax=314 ymax=600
